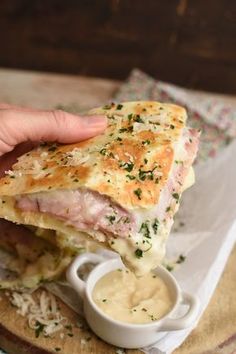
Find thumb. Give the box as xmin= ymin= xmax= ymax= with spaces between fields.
xmin=0 ymin=109 xmax=107 ymax=156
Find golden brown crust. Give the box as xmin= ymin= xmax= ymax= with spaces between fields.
xmin=0 ymin=101 xmax=187 ymax=210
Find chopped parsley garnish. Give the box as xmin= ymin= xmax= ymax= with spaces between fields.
xmin=116 ymin=137 xmax=122 ymax=141
xmin=166 ymin=206 xmax=171 ymax=212
xmin=139 ymin=222 xmax=151 ymax=238
xmin=138 ymin=169 xmax=148 ymax=181
xmin=119 ymin=126 xmax=133 ymax=133
xmin=176 ymin=254 xmax=186 ymax=264
xmin=117 ymin=104 xmax=123 ymax=110
xmin=142 ymin=140 xmax=151 ymax=146
xmin=142 ymin=308 xmax=147 ymax=312
xmin=120 ymin=161 xmax=134 ymax=172
xmin=128 ymin=113 xmax=133 ymax=121
xmin=152 ymin=218 xmax=159 ymax=234
xmin=102 ymin=299 xmax=107 ymax=302
xmin=100 ymin=148 xmax=107 ymax=156
xmin=133 ymin=114 xmax=144 ymax=123
xmin=35 ymin=321 xmax=45 ymax=338
xmin=172 ymin=193 xmax=179 ymax=201
xmin=126 ymin=174 xmax=136 ymax=180
xmin=106 ymin=215 xmax=116 ymax=224
xmin=138 ymin=166 xmax=157 ymax=181
xmin=119 ymin=128 xmax=127 ymax=133
xmin=100 ymin=148 xmax=114 ymax=158
xmin=170 ymin=124 xmax=175 ymax=129
xmin=122 ymin=217 xmax=131 ymax=223
xmin=135 ymin=248 xmax=143 ymax=258
xmin=134 ymin=188 xmax=142 ymax=200
xmin=144 ymin=158 xmax=148 ymax=164
xmin=166 ymin=265 xmax=173 ymax=272
xmin=109 ymin=152 xmax=115 ymax=158
xmin=55 ymin=348 xmax=61 ymax=352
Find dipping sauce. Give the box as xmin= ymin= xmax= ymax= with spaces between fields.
xmin=92 ymin=268 xmax=173 ymax=324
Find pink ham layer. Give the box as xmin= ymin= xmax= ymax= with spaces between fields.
xmin=16 ymin=128 xmax=199 ymax=238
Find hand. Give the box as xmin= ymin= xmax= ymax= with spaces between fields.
xmin=0 ymin=103 xmax=107 ymax=176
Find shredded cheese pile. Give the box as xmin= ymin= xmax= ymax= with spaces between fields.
xmin=9 ymin=290 xmax=66 ymax=337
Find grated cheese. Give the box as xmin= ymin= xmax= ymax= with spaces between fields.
xmin=9 ymin=290 xmax=66 ymax=337
xmin=63 ymin=148 xmax=90 ymax=166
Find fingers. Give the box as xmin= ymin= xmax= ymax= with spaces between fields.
xmin=0 ymin=108 xmax=107 ymax=156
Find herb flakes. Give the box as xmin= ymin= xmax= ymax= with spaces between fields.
xmin=135 ymin=249 xmax=143 ymax=258
xmin=106 ymin=215 xmax=116 ymax=224
xmin=134 ymin=188 xmax=142 ymax=200
xmin=126 ymin=174 xmax=136 ymax=180
xmin=152 ymin=218 xmax=159 ymax=234
xmin=176 ymin=254 xmax=186 ymax=264
xmin=139 ymin=222 xmax=151 ymax=238
xmin=35 ymin=321 xmax=45 ymax=338
xmin=172 ymin=193 xmax=179 ymax=201
xmin=120 ymin=161 xmax=134 ymax=172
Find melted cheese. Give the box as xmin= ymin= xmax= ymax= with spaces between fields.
xmin=92 ymin=268 xmax=173 ymax=324
xmin=183 ymin=166 xmax=195 ymax=191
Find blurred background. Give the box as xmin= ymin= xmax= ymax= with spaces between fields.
xmin=0 ymin=0 xmax=236 ymax=94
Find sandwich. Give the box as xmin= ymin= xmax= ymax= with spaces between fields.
xmin=0 ymin=101 xmax=199 ymax=287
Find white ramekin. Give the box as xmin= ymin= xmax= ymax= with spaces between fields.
xmin=66 ymin=252 xmax=200 ymax=349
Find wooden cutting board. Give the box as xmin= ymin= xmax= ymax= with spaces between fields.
xmin=0 ymin=290 xmax=141 ymax=354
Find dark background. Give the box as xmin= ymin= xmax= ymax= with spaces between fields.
xmin=0 ymin=0 xmax=236 ymax=93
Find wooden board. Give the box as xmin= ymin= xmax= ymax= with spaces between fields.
xmin=0 ymin=290 xmax=141 ymax=354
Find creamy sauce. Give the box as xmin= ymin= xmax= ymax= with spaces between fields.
xmin=92 ymin=269 xmax=173 ymax=324
xmin=108 ymin=168 xmax=195 ymax=276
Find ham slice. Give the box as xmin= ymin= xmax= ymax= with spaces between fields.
xmin=16 ymin=128 xmax=199 ymax=244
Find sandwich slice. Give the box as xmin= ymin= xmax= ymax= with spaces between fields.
xmin=0 ymin=101 xmax=199 ymax=276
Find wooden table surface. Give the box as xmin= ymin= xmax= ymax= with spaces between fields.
xmin=0 ymin=68 xmax=235 ymax=354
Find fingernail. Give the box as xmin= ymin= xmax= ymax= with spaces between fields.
xmin=83 ymin=115 xmax=107 ymax=126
